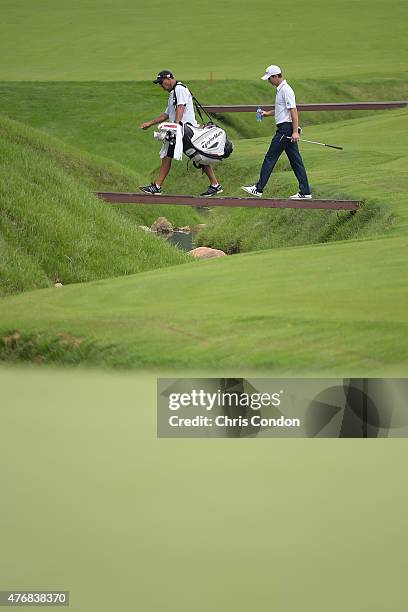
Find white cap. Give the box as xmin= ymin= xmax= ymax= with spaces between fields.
xmin=261 ymin=65 xmax=282 ymax=80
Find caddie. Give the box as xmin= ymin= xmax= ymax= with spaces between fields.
xmin=139 ymin=70 xmax=223 ymax=197
xmin=242 ymin=65 xmax=312 ymax=199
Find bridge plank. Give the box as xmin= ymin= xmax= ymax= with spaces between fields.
xmin=204 ymin=101 xmax=408 ymax=113
xmin=94 ymin=192 xmax=360 ymax=211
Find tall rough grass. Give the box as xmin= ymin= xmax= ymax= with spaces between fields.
xmin=0 ymin=115 xmax=198 ymax=296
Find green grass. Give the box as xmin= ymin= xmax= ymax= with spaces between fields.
xmin=1 ymin=0 xmax=407 ymax=81
xmin=195 ymin=110 xmax=408 ymax=251
xmin=1 ymin=233 xmax=407 ymax=373
xmin=0 ymin=80 xmax=404 ymax=255
xmin=1 ymin=3 xmax=408 ymax=611
xmin=0 ymin=111 xmax=203 ymax=227
xmin=0 ymin=2 xmax=406 ymax=370
xmin=0 ymin=79 xmax=407 ymax=173
xmin=0 ymin=114 xmax=203 ymax=295
xmin=0 ymin=94 xmax=407 ymax=370
xmin=2 ymin=366 xmax=407 ymax=612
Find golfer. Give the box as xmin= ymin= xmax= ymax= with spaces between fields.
xmin=139 ymin=70 xmax=223 ymax=197
xmin=242 ymin=65 xmax=312 ymax=199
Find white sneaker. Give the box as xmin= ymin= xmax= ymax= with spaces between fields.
xmin=241 ymin=185 xmax=262 ymax=197
xmin=290 ymin=193 xmax=312 ymax=199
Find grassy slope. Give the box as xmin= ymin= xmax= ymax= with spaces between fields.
xmin=0 ymin=112 xmax=203 ymax=226
xmin=0 ymin=105 xmax=407 ymax=371
xmin=0 ymin=79 xmax=407 ymax=174
xmin=0 ymin=115 xmax=203 ymax=295
xmin=195 ymin=110 xmax=407 ymax=251
xmin=0 ymin=0 xmax=407 ymax=81
xmin=0 ymin=80 xmax=405 ymax=252
xmin=0 ymin=3 xmax=406 ymax=369
xmin=0 ymin=233 xmax=407 ymax=373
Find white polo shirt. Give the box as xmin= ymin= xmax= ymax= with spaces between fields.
xmin=274 ymin=80 xmax=296 ymax=124
xmin=165 ymin=83 xmax=199 ymax=126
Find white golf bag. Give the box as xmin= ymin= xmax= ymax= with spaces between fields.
xmin=153 ymin=122 xmax=233 ymax=167
xmin=182 ymin=122 xmax=233 ymax=167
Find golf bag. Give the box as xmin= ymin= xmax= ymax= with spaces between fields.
xmin=174 ymin=81 xmax=234 ymax=167
xmin=183 ymin=122 xmax=233 ymax=167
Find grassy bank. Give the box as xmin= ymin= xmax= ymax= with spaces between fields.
xmin=0 ymin=79 xmax=407 ymax=173
xmin=0 ymin=115 xmax=201 ymax=296
xmin=0 ymin=234 xmax=407 ymax=373
xmin=194 ymin=110 xmax=407 ymax=251
xmin=0 ymin=81 xmax=405 ymax=256
xmin=0 ymin=100 xmax=406 ymax=370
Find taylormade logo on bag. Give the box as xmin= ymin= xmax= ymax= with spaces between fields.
xmin=201 ymin=130 xmax=223 ymax=149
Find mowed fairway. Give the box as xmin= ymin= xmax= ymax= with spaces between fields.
xmin=0 ymin=0 xmax=407 ymax=81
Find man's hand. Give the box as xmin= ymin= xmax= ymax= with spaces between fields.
xmin=140 ymin=122 xmax=151 ymax=130
xmin=291 ymin=131 xmax=300 ymax=142
xmin=261 ymin=110 xmax=273 ymax=117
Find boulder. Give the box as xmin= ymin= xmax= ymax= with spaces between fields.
xmin=151 ymin=217 xmax=173 ymax=233
xmin=188 ymin=247 xmax=227 ymax=259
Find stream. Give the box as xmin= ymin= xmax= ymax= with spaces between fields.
xmin=162 ymin=230 xmax=196 ymax=251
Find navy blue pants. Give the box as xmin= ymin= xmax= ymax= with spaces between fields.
xmin=256 ymin=122 xmax=311 ymax=194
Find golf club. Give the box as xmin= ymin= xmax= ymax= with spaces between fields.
xmin=280 ymin=135 xmax=343 ymax=150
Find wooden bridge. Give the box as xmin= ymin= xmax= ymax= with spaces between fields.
xmin=94 ymin=192 xmax=360 ymax=211
xmin=203 ymin=101 xmax=407 ymax=113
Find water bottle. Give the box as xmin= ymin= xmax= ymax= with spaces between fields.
xmin=256 ymin=107 xmax=263 ymax=122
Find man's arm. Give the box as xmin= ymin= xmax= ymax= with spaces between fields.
xmin=289 ymin=107 xmax=299 ymax=141
xmin=140 ymin=112 xmax=169 ymax=130
xmin=175 ymin=104 xmax=185 ymax=124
